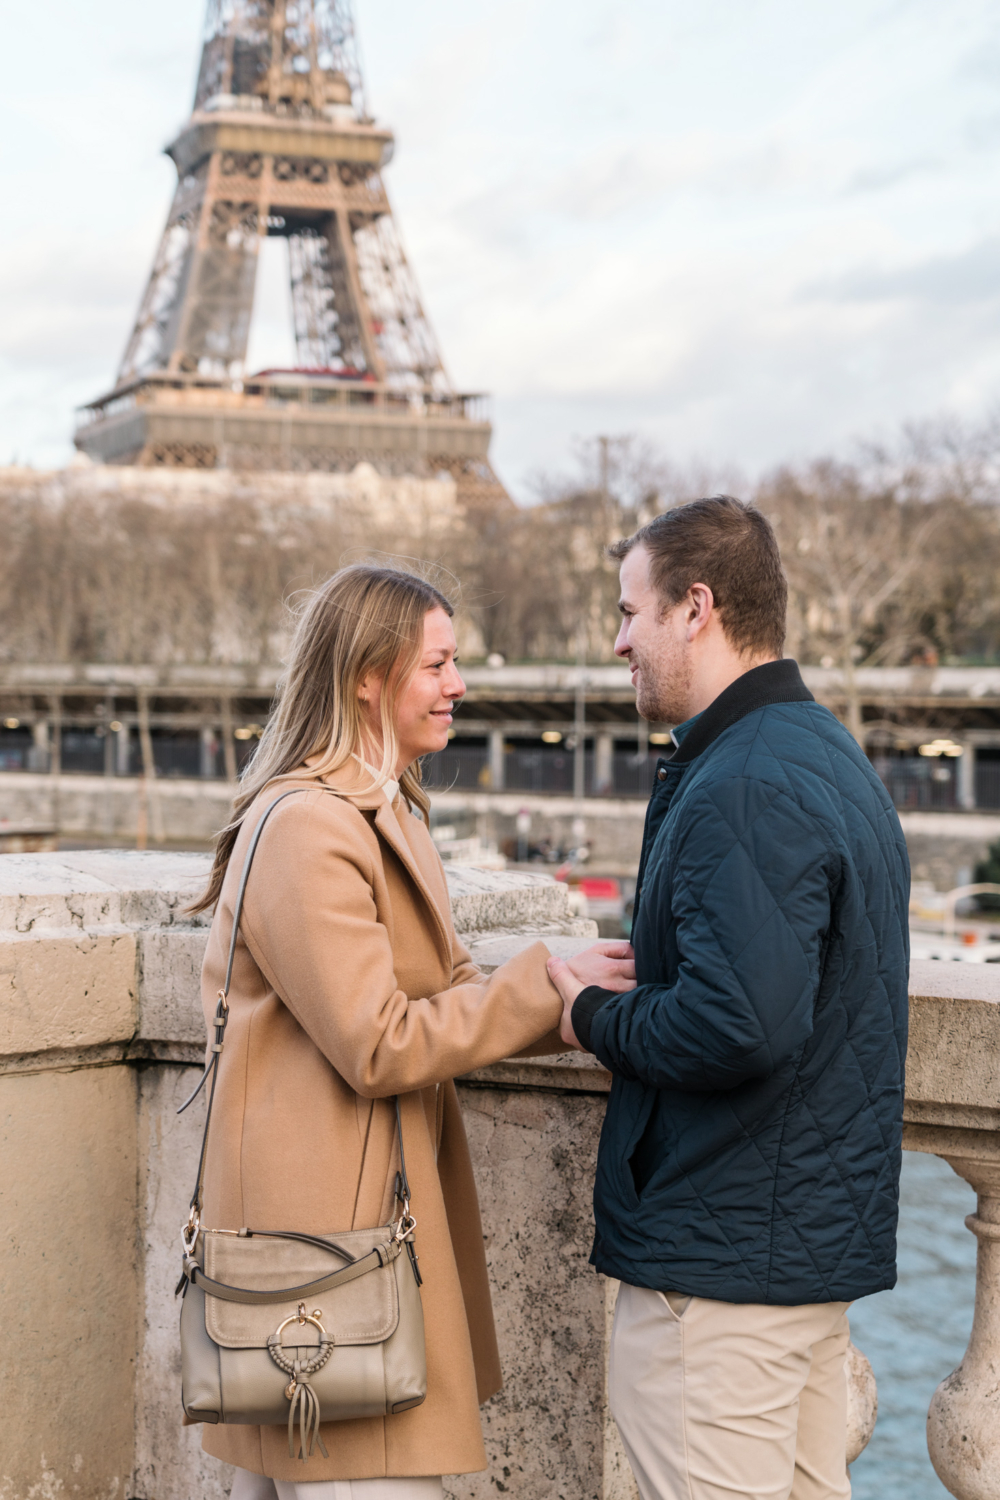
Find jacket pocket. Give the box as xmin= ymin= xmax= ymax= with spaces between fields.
xmin=617 ymin=1086 xmax=657 ymax=1208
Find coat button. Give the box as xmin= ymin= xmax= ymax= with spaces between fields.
xmin=657 ymin=767 xmax=667 ymax=781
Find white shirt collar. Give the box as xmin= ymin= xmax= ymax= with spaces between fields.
xmin=353 ymin=753 xmax=399 ymax=805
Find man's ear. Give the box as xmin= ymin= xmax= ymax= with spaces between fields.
xmin=686 ymin=583 xmax=715 ymax=639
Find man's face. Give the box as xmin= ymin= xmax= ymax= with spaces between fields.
xmin=614 ymin=545 xmax=693 ymax=723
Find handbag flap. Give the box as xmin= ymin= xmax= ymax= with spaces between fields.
xmin=203 ymin=1226 xmax=400 ymax=1350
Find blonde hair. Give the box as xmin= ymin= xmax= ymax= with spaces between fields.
xmin=192 ymin=564 xmax=454 ymax=914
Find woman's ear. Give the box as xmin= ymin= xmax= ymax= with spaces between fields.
xmin=357 ymin=672 xmax=383 ymax=725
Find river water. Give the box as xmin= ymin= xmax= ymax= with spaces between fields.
xmin=849 ymin=1150 xmax=977 ymax=1498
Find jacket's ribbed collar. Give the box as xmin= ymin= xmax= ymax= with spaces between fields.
xmin=668 ymin=658 xmax=814 ymax=765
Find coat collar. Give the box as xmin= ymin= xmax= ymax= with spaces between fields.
xmin=305 ymin=762 xmax=454 ymax=967
xmin=369 ymin=795 xmax=452 ymax=964
xmin=668 ymin=658 xmax=814 ymax=765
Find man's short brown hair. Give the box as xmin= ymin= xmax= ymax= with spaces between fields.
xmin=609 ymin=496 xmax=787 ymax=658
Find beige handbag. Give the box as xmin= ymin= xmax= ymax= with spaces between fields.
xmin=176 ymin=789 xmax=427 ymax=1460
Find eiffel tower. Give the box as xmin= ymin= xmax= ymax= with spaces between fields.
xmin=75 ymin=0 xmax=502 ymax=499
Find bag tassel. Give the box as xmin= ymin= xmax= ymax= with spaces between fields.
xmin=286 ymin=1365 xmax=329 ymax=1461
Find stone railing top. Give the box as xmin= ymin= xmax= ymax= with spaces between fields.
xmin=0 ymin=851 xmax=591 ymax=938
xmin=0 ymin=853 xmax=597 ymax=1070
xmin=906 ymin=958 xmax=1000 ymax=1138
xmin=4 ymin=852 xmax=1000 ymax=1120
xmin=444 ymin=864 xmax=593 ymax=936
xmin=909 ymin=957 xmax=1000 ymax=1003
xmin=0 ymin=849 xmax=211 ymax=932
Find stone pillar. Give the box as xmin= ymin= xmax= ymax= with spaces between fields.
xmin=103 ymin=701 xmax=116 ymax=779
xmin=116 ymin=721 xmax=132 ymax=776
xmin=515 ymin=807 xmax=531 ymax=863
xmin=488 ymin=729 xmax=505 ymax=791
xmin=595 ymin=731 xmax=614 ymax=795
xmin=48 ymin=694 xmax=62 ymax=835
xmin=200 ymin=724 xmax=218 ymax=779
xmin=958 ymin=744 xmax=976 ymax=811
xmin=48 ymin=696 xmax=62 ymax=776
xmin=220 ymin=696 xmax=238 ymax=783
xmin=29 ymin=718 xmax=49 ymax=773
xmin=926 ymin=1151 xmax=1000 ymax=1499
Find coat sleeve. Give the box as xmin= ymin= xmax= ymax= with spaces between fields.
xmin=587 ymin=779 xmax=837 ymax=1091
xmin=449 ymin=930 xmax=569 ymax=1058
xmin=238 ymin=795 xmax=564 ymax=1097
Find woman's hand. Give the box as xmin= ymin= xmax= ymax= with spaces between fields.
xmin=546 ymin=941 xmax=635 ymax=1050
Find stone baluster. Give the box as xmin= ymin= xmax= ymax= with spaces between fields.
xmin=902 ymin=962 xmax=1000 ymax=1497
xmin=926 ymin=1151 xmax=1000 ymax=1500
xmin=846 ymin=1341 xmax=878 ymax=1466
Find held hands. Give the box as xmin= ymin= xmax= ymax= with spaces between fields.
xmin=546 ymin=941 xmax=635 ymax=1052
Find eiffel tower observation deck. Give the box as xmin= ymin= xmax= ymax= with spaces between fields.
xmin=75 ymin=0 xmax=498 ymax=492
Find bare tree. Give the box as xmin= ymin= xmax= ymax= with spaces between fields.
xmin=758 ymin=462 xmax=946 ymax=740
xmin=3 ymin=417 xmax=1000 ymax=687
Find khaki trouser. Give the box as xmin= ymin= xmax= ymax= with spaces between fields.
xmin=609 ymin=1283 xmax=852 ymax=1500
xmin=230 ymin=1469 xmax=443 ymax=1500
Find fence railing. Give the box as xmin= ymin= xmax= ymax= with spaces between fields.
xmin=9 ymin=731 xmax=1000 ymax=816
xmin=975 ymin=763 xmax=1000 ymax=810
xmin=873 ymin=757 xmax=958 ymax=811
xmin=421 ymin=745 xmax=661 ymax=798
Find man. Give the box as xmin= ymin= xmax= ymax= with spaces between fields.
xmin=547 ymin=496 xmax=909 ymax=1500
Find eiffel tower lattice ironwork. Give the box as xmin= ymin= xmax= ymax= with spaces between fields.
xmin=75 ymin=0 xmax=504 ymax=497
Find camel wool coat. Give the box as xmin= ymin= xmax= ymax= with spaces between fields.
xmin=196 ymin=771 xmax=565 ymax=1482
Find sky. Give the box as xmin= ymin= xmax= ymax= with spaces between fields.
xmin=4 ymin=0 xmax=1000 ymax=498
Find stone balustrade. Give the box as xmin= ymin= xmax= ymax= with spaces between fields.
xmin=0 ymin=852 xmax=996 ymax=1499
xmin=902 ymin=964 xmax=1000 ymax=1500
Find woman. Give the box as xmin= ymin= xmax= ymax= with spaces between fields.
xmin=190 ymin=565 xmax=632 ymax=1500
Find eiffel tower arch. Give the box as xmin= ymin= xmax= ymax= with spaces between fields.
xmin=75 ymin=0 xmax=507 ymax=505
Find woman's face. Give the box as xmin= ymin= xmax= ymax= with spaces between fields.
xmin=361 ymin=606 xmax=466 ymax=774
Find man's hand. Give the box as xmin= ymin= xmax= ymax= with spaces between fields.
xmin=546 ymin=941 xmax=635 ymax=1051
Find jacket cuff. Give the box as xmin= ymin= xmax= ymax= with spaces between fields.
xmin=572 ymin=985 xmax=617 ymax=1053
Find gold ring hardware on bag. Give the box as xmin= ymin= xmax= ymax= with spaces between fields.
xmin=181 ymin=1206 xmax=201 ymax=1256
xmin=267 ymin=1304 xmax=335 ymax=1460
xmin=394 ymin=1211 xmax=417 ymax=1242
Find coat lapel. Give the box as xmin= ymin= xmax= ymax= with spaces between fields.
xmin=369 ymin=796 xmax=453 ymax=967
xmin=305 ymin=763 xmax=454 ymax=971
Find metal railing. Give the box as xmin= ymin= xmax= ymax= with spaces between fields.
xmin=421 ymin=745 xmax=490 ymax=791
xmin=421 ymin=745 xmax=660 ymax=799
xmin=23 ymin=732 xmax=1000 ymax=818
xmin=975 ymin=764 xmax=1000 ymax=810
xmin=872 ymin=757 xmax=958 ymax=811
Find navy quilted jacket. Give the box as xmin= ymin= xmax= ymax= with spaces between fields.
xmin=572 ymin=660 xmax=910 ymax=1305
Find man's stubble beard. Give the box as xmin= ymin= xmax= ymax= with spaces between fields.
xmin=634 ymin=635 xmax=693 ymax=725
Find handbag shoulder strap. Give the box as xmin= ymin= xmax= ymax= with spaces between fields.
xmin=177 ymin=786 xmax=409 ymax=1226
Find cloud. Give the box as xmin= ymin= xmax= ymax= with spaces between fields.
xmin=845 ymin=158 xmax=940 ymax=194
xmin=9 ymin=0 xmax=1000 ymax=485
xmin=808 ymin=237 xmax=1000 ymax=306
